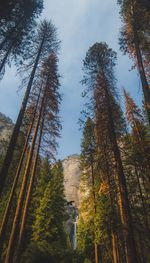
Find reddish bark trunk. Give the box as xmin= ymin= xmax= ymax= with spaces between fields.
xmin=105 ymin=88 xmax=138 ymax=263
xmin=5 ymin=92 xmax=46 ymax=263
xmin=15 ymin=110 xmax=44 ymax=261
xmin=132 ymin=16 xmax=150 ymax=124
xmin=0 ymin=32 xmax=45 ymax=196
xmin=0 ymin=89 xmax=41 ymax=259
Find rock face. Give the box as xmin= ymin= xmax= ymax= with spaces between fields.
xmin=62 ymin=154 xmax=81 ymax=208
xmin=0 ymin=112 xmax=82 ymax=209
xmin=0 ymin=113 xmax=13 ymax=154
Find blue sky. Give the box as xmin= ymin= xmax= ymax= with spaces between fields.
xmin=0 ymin=0 xmax=143 ymax=159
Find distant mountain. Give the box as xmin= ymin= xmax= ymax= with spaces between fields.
xmin=0 ymin=112 xmax=14 ymax=154
xmin=62 ymin=155 xmax=81 ymax=248
xmin=0 ymin=113 xmax=82 ymax=207
xmin=62 ymin=154 xmax=81 ymax=208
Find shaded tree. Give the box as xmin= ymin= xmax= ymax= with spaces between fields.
xmin=0 ymin=20 xmax=60 ymax=196
xmin=79 ymin=117 xmax=99 ymax=263
xmin=82 ymin=42 xmax=137 ymax=263
xmin=0 ymin=0 xmax=43 ymax=78
xmin=32 ymin=161 xmax=67 ymax=261
xmin=123 ymin=90 xmax=150 ymax=241
xmin=15 ymin=53 xmax=61 ymax=260
xmin=118 ymin=0 xmax=150 ymax=123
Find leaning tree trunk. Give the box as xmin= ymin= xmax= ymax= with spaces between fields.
xmin=0 ymin=38 xmax=8 ymax=52
xmin=105 ymin=163 xmax=120 ymax=263
xmin=134 ymin=165 xmax=150 ymax=241
xmin=0 ymin=44 xmax=12 ymax=75
xmin=132 ymin=119 xmax=150 ymax=183
xmin=132 ymin=16 xmax=150 ymax=124
xmin=95 ymin=125 xmax=119 ymax=263
xmin=91 ymin=160 xmax=99 ymax=263
xmin=5 ymin=91 xmax=46 ymax=263
xmin=106 ymin=100 xmax=137 ymax=262
xmin=101 ymin=73 xmax=138 ymax=262
xmin=0 ymin=32 xmax=46 ymax=196
xmin=0 ymin=89 xmax=41 ymax=259
xmin=102 ymin=141 xmax=120 ymax=263
xmin=15 ymin=110 xmax=45 ymax=261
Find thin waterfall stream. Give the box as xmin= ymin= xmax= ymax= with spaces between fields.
xmin=73 ymin=215 xmax=78 ymax=250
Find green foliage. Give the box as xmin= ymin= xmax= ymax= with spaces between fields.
xmin=21 ymin=158 xmax=83 ymax=262
xmin=0 ymin=0 xmax=43 ymax=78
xmin=0 ymin=131 xmax=26 ymax=212
xmin=30 ymin=161 xmax=68 ymax=260
xmin=79 ymin=117 xmax=114 ymax=262
xmin=21 ymin=242 xmax=84 ymax=263
xmin=77 ymin=216 xmax=94 ymax=260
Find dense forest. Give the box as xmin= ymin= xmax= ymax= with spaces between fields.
xmin=0 ymin=0 xmax=149 ymax=262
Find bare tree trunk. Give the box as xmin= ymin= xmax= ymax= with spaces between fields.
xmin=15 ymin=110 xmax=44 ymax=261
xmin=0 ymin=89 xmax=41 ymax=259
xmin=101 ymin=130 xmax=122 ymax=263
xmin=5 ymin=92 xmax=45 ymax=263
xmin=91 ymin=161 xmax=99 ymax=263
xmin=102 ymin=79 xmax=138 ymax=262
xmin=132 ymin=15 xmax=150 ymax=124
xmin=95 ymin=120 xmax=120 ymax=263
xmin=111 ymin=233 xmax=119 ymax=263
xmin=94 ymin=243 xmax=99 ymax=263
xmin=132 ymin=120 xmax=150 ymax=183
xmin=105 ymin=169 xmax=120 ymax=263
xmin=134 ymin=166 xmax=150 ymax=241
xmin=136 ymin=227 xmax=146 ymax=263
xmin=0 ymin=44 xmax=12 ymax=74
xmin=0 ymin=38 xmax=8 ymax=51
xmin=0 ymin=32 xmax=46 ymax=196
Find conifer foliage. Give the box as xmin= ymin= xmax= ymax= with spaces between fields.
xmin=0 ymin=0 xmax=43 ymax=78
xmin=79 ymin=42 xmax=138 ymax=263
xmin=0 ymin=19 xmax=60 ymax=197
xmin=32 ymin=161 xmax=67 ymax=260
xmin=118 ymin=0 xmax=150 ymax=123
xmin=0 ymin=17 xmax=62 ymax=261
xmin=0 ymin=2 xmax=150 ymax=263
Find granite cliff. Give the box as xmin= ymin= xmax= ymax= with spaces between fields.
xmin=0 ymin=112 xmax=81 ymax=248
xmin=0 ymin=112 xmax=14 ymax=154
xmin=0 ymin=112 xmax=81 ymax=207
xmin=62 ymin=154 xmax=81 ymax=208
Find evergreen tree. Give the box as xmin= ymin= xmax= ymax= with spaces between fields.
xmin=0 ymin=0 xmax=43 ymax=78
xmin=0 ymin=0 xmax=42 ymax=21
xmin=122 ymin=90 xmax=150 ymax=260
xmin=78 ymin=117 xmax=122 ymax=262
xmin=0 ymin=131 xmax=26 ymax=261
xmin=124 ymin=89 xmax=150 ymax=185
xmin=5 ymin=90 xmax=46 ymax=263
xmin=82 ymin=42 xmax=137 ymax=263
xmin=79 ymin=117 xmax=99 ymax=263
xmin=32 ymin=161 xmax=67 ymax=262
xmin=0 ymin=20 xmax=60 ymax=196
xmin=15 ymin=53 xmax=61 ymax=259
xmin=32 ymin=157 xmax=51 ymax=206
xmin=0 ymin=91 xmax=41 ymax=258
xmin=118 ymin=0 xmax=150 ymax=123
xmin=0 ymin=52 xmax=61 ymax=262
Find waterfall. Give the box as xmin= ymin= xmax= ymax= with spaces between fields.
xmin=73 ymin=215 xmax=78 ymax=250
